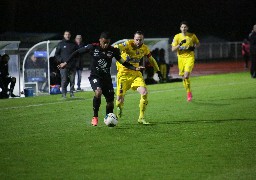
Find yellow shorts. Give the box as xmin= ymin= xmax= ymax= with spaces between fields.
xmin=178 ymin=56 xmax=195 ymax=76
xmin=116 ymin=71 xmax=146 ymax=96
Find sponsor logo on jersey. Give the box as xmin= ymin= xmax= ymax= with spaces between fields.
xmin=107 ymin=51 xmax=113 ymax=58
xmin=94 ymin=49 xmax=100 ymax=56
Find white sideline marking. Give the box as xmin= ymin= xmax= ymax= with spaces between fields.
xmin=0 ymin=81 xmax=254 ymax=111
xmin=0 ymin=98 xmax=90 ymax=110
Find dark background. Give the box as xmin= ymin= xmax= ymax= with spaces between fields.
xmin=1 ymin=0 xmax=256 ymax=43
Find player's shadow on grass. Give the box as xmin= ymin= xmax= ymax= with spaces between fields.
xmin=191 ymin=100 xmax=230 ymax=106
xmin=193 ymin=96 xmax=256 ymax=105
xmin=156 ymin=118 xmax=255 ymax=125
xmin=117 ymin=123 xmax=156 ymax=128
xmin=217 ymin=96 xmax=256 ymax=101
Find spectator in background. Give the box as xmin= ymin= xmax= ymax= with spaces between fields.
xmin=241 ymin=38 xmax=250 ymax=69
xmin=249 ymin=24 xmax=256 ymax=78
xmin=26 ymin=54 xmax=45 ymax=69
xmin=74 ymin=35 xmax=85 ymax=91
xmin=144 ymin=58 xmax=157 ymax=85
xmin=144 ymin=48 xmax=158 ymax=85
xmin=158 ymin=48 xmax=167 ymax=82
xmin=151 ymin=48 xmax=159 ymax=61
xmin=25 ymin=54 xmax=48 ymax=92
xmin=0 ymin=54 xmax=18 ymax=98
xmin=166 ymin=62 xmax=173 ymax=82
xmin=55 ymin=30 xmax=77 ymax=98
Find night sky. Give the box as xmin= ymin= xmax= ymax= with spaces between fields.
xmin=1 ymin=0 xmax=256 ymax=43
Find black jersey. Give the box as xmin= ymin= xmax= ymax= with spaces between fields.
xmin=67 ymin=43 xmax=121 ymax=78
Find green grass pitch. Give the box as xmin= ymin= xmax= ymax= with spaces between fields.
xmin=1 ymin=72 xmax=256 ymax=179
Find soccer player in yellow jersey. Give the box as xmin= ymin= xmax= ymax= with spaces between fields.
xmin=171 ymin=21 xmax=200 ymax=101
xmin=115 ymin=31 xmax=163 ymax=124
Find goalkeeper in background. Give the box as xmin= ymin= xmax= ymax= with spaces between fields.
xmin=171 ymin=21 xmax=200 ymax=101
xmin=115 ymin=31 xmax=163 ymax=124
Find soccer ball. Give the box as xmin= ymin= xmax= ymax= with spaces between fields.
xmin=104 ymin=113 xmax=118 ymax=127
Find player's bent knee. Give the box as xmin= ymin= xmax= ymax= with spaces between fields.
xmin=137 ymin=87 xmax=148 ymax=95
xmin=106 ymin=101 xmax=114 ymax=109
xmin=184 ymin=72 xmax=190 ymax=79
xmin=117 ymin=95 xmax=124 ymax=103
xmin=140 ymin=90 xmax=148 ymax=96
xmin=95 ymin=89 xmax=102 ymax=97
xmin=106 ymin=92 xmax=114 ymax=103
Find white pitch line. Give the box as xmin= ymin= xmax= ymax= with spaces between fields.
xmin=0 ymin=98 xmax=90 ymax=110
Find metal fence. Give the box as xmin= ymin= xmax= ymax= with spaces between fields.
xmin=169 ymin=41 xmax=243 ymax=63
xmin=18 ymin=41 xmax=244 ymax=66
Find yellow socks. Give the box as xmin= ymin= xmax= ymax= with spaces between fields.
xmin=183 ymin=78 xmax=191 ymax=92
xmin=116 ymin=100 xmax=123 ymax=118
xmin=116 ymin=99 xmax=123 ymax=109
xmin=139 ymin=94 xmax=148 ymax=119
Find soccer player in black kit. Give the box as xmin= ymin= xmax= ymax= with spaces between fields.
xmin=58 ymin=32 xmax=144 ymax=126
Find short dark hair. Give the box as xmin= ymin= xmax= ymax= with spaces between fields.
xmin=64 ymin=30 xmax=71 ymax=34
xmin=1 ymin=54 xmax=10 ymax=61
xmin=100 ymin=32 xmax=111 ymax=39
xmin=180 ymin=21 xmax=189 ymax=27
xmin=134 ymin=31 xmax=144 ymax=36
xmin=1 ymin=54 xmax=9 ymax=59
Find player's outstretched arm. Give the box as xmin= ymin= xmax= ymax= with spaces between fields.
xmin=148 ymin=56 xmax=160 ymax=72
xmin=147 ymin=55 xmax=163 ymax=80
xmin=117 ymin=58 xmax=144 ymax=71
xmin=57 ymin=51 xmax=79 ymax=69
xmin=57 ymin=46 xmax=89 ymax=69
xmin=195 ymin=42 xmax=200 ymax=48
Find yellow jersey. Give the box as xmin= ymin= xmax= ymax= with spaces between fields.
xmin=115 ymin=40 xmax=159 ymax=73
xmin=172 ymin=33 xmax=199 ymax=58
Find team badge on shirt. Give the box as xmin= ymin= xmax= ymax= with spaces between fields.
xmin=107 ymin=51 xmax=113 ymax=58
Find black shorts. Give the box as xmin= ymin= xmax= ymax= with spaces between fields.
xmin=88 ymin=76 xmax=114 ymax=102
